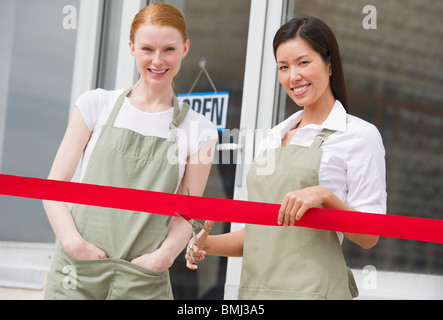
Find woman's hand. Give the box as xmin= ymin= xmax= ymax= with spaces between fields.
xmin=278 ymin=186 xmax=328 ymax=226
xmin=131 ymin=249 xmax=175 ymax=273
xmin=64 ymin=237 xmax=107 ymax=261
xmin=278 ymin=186 xmax=379 ymax=248
xmin=185 ymin=220 xmax=214 ymax=270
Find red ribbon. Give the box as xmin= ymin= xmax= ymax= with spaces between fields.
xmin=1 ymin=174 xmax=442 ymax=243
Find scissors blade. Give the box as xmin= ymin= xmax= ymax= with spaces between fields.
xmin=175 ymin=211 xmax=208 ymax=232
xmin=175 ymin=211 xmax=191 ymax=222
xmin=175 ymin=188 xmax=207 ymax=232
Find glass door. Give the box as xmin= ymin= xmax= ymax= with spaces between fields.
xmin=160 ymin=0 xmax=252 ymax=300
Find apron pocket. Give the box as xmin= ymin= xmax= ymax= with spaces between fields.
xmin=115 ymin=259 xmax=172 ymax=300
xmin=60 ymin=250 xmax=113 ymax=267
xmin=119 ymin=259 xmax=165 ymax=277
xmin=45 ymin=251 xmax=116 ymax=299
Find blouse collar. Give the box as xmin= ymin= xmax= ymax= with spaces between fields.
xmin=275 ymin=100 xmax=347 ymax=140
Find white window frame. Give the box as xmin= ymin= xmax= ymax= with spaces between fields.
xmin=226 ymin=0 xmax=285 ymax=300
xmin=114 ymin=0 xmax=145 ymax=90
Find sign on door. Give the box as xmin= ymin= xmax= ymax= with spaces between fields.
xmin=177 ymin=92 xmax=229 ymax=131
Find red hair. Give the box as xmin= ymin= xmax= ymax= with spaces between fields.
xmin=130 ymin=3 xmax=188 ymax=44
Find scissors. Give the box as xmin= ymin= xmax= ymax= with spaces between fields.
xmin=175 ymin=211 xmax=208 ymax=264
xmin=175 ymin=188 xmax=208 ymax=264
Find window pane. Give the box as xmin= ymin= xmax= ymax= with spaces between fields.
xmin=0 ymin=0 xmax=78 ymax=242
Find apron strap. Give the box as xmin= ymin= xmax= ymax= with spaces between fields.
xmin=311 ymin=128 xmax=336 ymax=149
xmin=105 ymin=87 xmax=133 ymax=126
xmin=168 ymin=97 xmax=190 ymax=140
xmin=169 ymin=96 xmax=190 ymax=130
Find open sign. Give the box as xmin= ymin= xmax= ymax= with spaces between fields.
xmin=177 ymin=92 xmax=229 ymax=131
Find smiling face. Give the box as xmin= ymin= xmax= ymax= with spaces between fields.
xmin=130 ymin=24 xmax=189 ymax=88
xmin=276 ymin=37 xmax=334 ymax=110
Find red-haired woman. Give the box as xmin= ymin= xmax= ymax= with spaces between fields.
xmin=44 ymin=3 xmax=217 ymax=299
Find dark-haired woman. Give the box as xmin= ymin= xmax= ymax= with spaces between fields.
xmin=185 ymin=16 xmax=386 ymax=300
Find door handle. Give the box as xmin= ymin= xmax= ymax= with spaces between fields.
xmin=216 ymin=143 xmax=242 ymax=151
xmin=216 ymin=141 xmax=245 ymax=187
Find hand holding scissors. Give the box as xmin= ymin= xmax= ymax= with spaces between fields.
xmin=175 ymin=212 xmax=214 ymax=270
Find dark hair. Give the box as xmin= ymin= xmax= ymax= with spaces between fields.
xmin=273 ymin=16 xmax=349 ymax=112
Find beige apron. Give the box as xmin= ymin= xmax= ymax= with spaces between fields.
xmin=239 ymin=129 xmax=357 ymax=300
xmin=45 ymin=88 xmax=189 ymax=300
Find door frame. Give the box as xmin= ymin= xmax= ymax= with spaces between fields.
xmin=226 ymin=0 xmax=285 ymax=299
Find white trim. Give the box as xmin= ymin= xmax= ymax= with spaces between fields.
xmin=255 ymin=0 xmax=284 ymax=133
xmin=226 ymin=0 xmax=285 ymax=300
xmin=69 ymin=0 xmax=103 ymax=113
xmin=226 ymin=0 xmax=268 ymax=298
xmin=114 ymin=0 xmax=145 ymax=90
xmin=0 ymin=242 xmax=56 ymax=290
xmin=232 ymin=0 xmax=284 ymax=200
xmin=232 ymin=0 xmax=268 ymax=202
xmin=68 ymin=0 xmax=104 ymax=185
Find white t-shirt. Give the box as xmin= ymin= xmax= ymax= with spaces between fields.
xmin=255 ymin=100 xmax=387 ymax=243
xmin=75 ymin=88 xmax=218 ymax=191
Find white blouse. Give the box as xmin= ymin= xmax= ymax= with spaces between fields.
xmin=255 ymin=100 xmax=387 ymax=242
